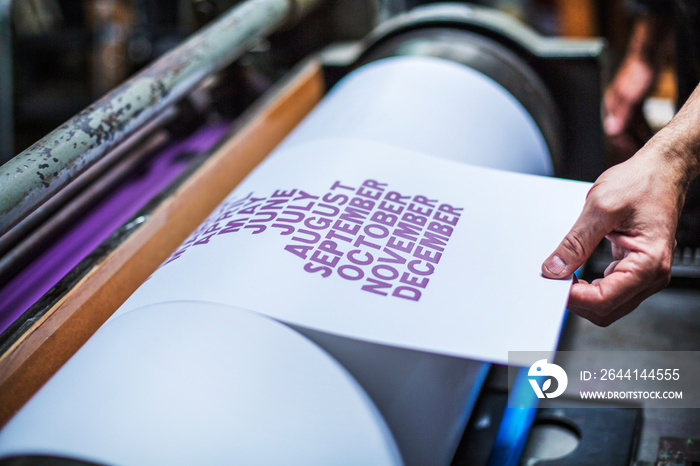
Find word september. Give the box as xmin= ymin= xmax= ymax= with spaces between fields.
xmin=164 ymin=179 xmax=463 ymax=302
xmin=284 ymin=180 xmax=462 ymax=301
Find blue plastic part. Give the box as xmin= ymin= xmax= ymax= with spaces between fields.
xmin=486 ymin=367 xmax=539 ymax=465
xmin=485 ymin=267 xmax=580 ymax=464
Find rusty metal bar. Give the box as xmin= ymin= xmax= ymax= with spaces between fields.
xmin=0 ymin=107 xmax=177 ymax=262
xmin=0 ymin=0 xmax=322 ymax=237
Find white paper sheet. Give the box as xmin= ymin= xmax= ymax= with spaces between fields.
xmin=0 ymin=56 xmax=581 ymax=466
xmin=113 ymin=138 xmax=590 ymax=365
xmin=0 ymin=303 xmax=402 ymax=466
xmin=280 ymin=56 xmax=554 ymax=176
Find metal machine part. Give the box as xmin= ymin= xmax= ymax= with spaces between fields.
xmin=280 ymin=55 xmax=552 ymax=175
xmin=0 ymin=53 xmax=548 ymax=466
xmin=0 ymin=3 xmax=605 ymax=346
xmin=321 ymin=4 xmax=605 ymax=181
xmin=356 ymin=28 xmax=563 ymax=173
xmin=0 ymin=109 xmax=176 ymax=282
xmin=452 ymin=389 xmax=641 ymax=466
xmin=0 ymin=0 xmax=324 ymax=238
xmin=0 ymin=5 xmax=608 ymax=466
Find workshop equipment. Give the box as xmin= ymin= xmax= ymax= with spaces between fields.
xmin=0 ymin=3 xmax=618 ymax=465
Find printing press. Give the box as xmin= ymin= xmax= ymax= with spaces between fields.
xmin=0 ymin=1 xmax=698 ymax=465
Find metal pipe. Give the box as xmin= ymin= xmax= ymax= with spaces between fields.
xmin=0 ymin=0 xmax=14 ymax=166
xmin=0 ymin=107 xmax=177 ymax=260
xmin=0 ymin=0 xmax=322 ymax=237
xmin=0 ymin=130 xmax=168 ymax=286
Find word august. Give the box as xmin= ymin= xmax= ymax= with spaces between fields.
xmin=284 ymin=180 xmax=463 ymax=302
xmin=163 ymin=180 xmax=462 ymax=302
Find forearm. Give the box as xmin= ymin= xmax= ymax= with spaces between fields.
xmin=604 ymin=13 xmax=673 ymax=151
xmin=541 ymin=8 xmax=694 ymax=326
xmin=644 ymin=84 xmax=700 ymax=189
xmin=625 ymin=14 xmax=672 ymax=68
xmin=609 ymin=14 xmax=672 ymax=102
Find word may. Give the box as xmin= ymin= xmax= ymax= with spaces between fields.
xmin=162 ymin=179 xmax=463 ymax=302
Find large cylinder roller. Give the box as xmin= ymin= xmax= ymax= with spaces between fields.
xmin=0 ymin=49 xmax=560 ymax=466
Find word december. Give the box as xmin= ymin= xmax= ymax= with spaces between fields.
xmin=284 ymin=180 xmax=462 ymax=301
xmin=164 ymin=179 xmax=463 ymax=302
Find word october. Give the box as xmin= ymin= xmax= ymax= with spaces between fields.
xmin=284 ymin=179 xmax=463 ymax=302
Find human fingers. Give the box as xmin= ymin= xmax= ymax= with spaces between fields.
xmin=603 ymin=91 xmax=627 ymax=136
xmin=604 ymin=259 xmax=622 ymax=277
xmin=566 ymin=251 xmax=670 ymax=325
xmin=604 ymin=113 xmax=625 ymax=137
xmin=569 ymin=267 xmax=645 ymax=314
xmin=568 ymin=284 xmax=651 ymax=326
xmin=610 ymin=242 xmax=628 ymax=260
xmin=542 ymin=204 xmax=613 ymax=279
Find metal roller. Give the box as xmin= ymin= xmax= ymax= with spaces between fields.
xmin=0 ymin=0 xmax=323 ymax=238
xmin=0 ymin=5 xmax=607 ymax=466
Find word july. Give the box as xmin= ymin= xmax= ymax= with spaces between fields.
xmin=163 ymin=179 xmax=463 ymax=302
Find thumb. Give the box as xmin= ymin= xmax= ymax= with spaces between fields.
xmin=542 ymin=209 xmax=610 ymax=278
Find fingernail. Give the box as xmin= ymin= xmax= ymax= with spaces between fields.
xmin=544 ymin=255 xmax=566 ymax=275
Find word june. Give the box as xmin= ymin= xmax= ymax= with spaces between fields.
xmin=162 ymin=179 xmax=463 ymax=302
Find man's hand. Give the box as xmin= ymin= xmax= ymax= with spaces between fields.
xmin=604 ymin=56 xmax=655 ymax=161
xmin=603 ymin=14 xmax=670 ymax=163
xmin=541 ymin=144 xmax=688 ymax=326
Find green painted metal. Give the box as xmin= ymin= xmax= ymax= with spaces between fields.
xmin=0 ymin=0 xmax=321 ymax=237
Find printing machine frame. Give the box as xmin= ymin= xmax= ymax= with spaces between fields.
xmin=0 ymin=2 xmax=613 ymax=464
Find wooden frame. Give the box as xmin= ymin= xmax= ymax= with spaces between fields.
xmin=0 ymin=60 xmax=325 ymax=427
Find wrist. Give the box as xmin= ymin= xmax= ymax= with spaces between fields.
xmin=641 ymin=127 xmax=700 ymax=190
xmin=627 ymin=14 xmax=671 ymax=66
